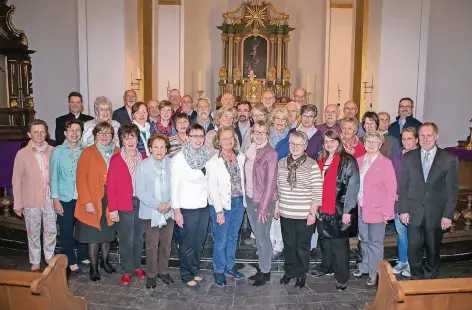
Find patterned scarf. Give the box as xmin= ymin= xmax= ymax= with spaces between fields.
xmin=120 ymin=148 xmax=142 ymax=192
xmin=63 ymin=140 xmax=84 ymax=176
xmin=286 ymin=153 xmax=307 ymax=189
xmin=343 ymin=136 xmax=359 ymax=155
xmin=95 ymin=142 xmax=115 ymax=168
xmin=29 ymin=140 xmax=51 ymax=201
xmin=156 ymin=116 xmax=174 ymax=137
xmin=181 ymin=142 xmax=213 ymax=170
xmin=269 ymin=126 xmax=289 ymax=148
xmin=133 ymin=120 xmax=151 ymax=155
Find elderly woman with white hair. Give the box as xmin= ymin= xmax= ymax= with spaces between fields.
xmin=82 ymin=96 xmax=121 ymax=147
xmin=205 ymin=106 xmax=240 ymax=155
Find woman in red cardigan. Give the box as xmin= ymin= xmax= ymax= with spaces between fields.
xmin=341 ymin=118 xmax=366 ymax=158
xmin=107 ymin=124 xmax=147 ymax=285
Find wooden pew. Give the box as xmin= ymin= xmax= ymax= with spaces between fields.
xmin=364 ymin=261 xmax=472 ymax=310
xmin=0 ymin=254 xmax=87 ymax=310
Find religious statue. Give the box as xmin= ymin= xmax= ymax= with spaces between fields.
xmin=268 ymin=66 xmax=276 ymax=82
xmin=219 ymin=66 xmax=227 ymax=81
xmin=233 ymin=67 xmax=241 ymax=81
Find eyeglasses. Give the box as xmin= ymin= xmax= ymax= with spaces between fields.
xmin=365 ymin=140 xmax=381 ymax=145
xmin=253 ymin=130 xmax=268 ymax=136
xmin=344 ymin=107 xmax=357 ymax=111
xmin=98 ymin=108 xmax=111 ymax=112
xmin=220 ymin=137 xmax=235 ymax=142
xmin=189 ymin=134 xmax=205 ymax=139
xmin=274 ymin=117 xmax=287 ymax=122
xmin=287 ymin=109 xmax=298 ymax=114
xmin=289 ymin=142 xmax=305 ymax=148
xmin=301 ymin=114 xmax=315 ymax=119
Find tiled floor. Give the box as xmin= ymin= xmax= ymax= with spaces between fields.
xmin=1 ymin=247 xmax=471 ymax=310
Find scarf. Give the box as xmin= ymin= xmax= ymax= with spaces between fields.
xmin=63 ymin=140 xmax=84 ymax=176
xmin=149 ymin=157 xmax=173 ymax=227
xmin=269 ymin=126 xmax=289 ymax=148
xmin=133 ymin=120 xmax=151 ymax=155
xmin=318 ymin=154 xmax=341 ymax=215
xmin=343 ymin=136 xmax=359 ymax=155
xmin=181 ymin=142 xmax=213 ymax=170
xmin=120 ymin=148 xmax=142 ymax=193
xmin=286 ymin=153 xmax=307 ymax=189
xmin=96 ymin=142 xmax=115 ymax=168
xmin=156 ymin=116 xmax=174 ymax=137
xmin=29 ymin=140 xmax=51 ymax=202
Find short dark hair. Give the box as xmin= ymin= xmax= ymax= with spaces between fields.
xmin=174 ymin=112 xmax=190 ymax=123
xmin=118 ymin=124 xmax=140 ymax=146
xmin=320 ymin=129 xmax=347 ymax=160
xmin=28 ymin=119 xmax=50 ymax=140
xmin=92 ymin=122 xmax=115 ymax=140
xmin=236 ymin=100 xmax=252 ymax=111
xmin=300 ymin=104 xmax=318 ymax=117
xmin=131 ymin=101 xmax=147 ymax=115
xmin=68 ymin=91 xmax=83 ymax=102
xmin=362 ymin=111 xmax=379 ymax=129
xmin=147 ymin=133 xmax=170 ymax=154
xmin=65 ymin=119 xmax=84 ymax=132
xmin=186 ymin=123 xmax=205 ymax=136
xmin=399 ymin=97 xmax=414 ymax=105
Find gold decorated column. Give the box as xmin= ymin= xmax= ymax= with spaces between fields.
xmin=283 ymin=36 xmax=290 ymax=72
xmin=276 ymin=34 xmax=283 ymax=83
xmin=228 ymin=33 xmax=234 ymax=84
xmin=270 ymin=35 xmax=276 ymax=68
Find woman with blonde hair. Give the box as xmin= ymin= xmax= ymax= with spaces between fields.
xmin=82 ymin=96 xmax=121 ymax=146
xmin=341 ymin=117 xmax=365 ymax=159
xmin=205 ymin=106 xmax=239 ymax=154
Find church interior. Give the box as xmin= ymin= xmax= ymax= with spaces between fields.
xmin=0 ymin=0 xmax=472 ymax=309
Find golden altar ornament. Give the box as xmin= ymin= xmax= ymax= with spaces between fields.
xmin=462 ymin=195 xmax=472 ymax=227
xmin=0 ymin=188 xmax=13 ymax=218
xmin=466 ymin=118 xmax=472 ymax=151
xmin=217 ymin=0 xmax=294 ymax=105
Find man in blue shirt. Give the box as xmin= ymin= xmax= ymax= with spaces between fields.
xmin=388 ymin=97 xmax=422 ymax=140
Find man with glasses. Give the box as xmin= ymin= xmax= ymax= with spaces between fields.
xmin=293 ymin=88 xmax=307 ymax=107
xmin=260 ymin=90 xmax=275 ymax=113
xmin=168 ymin=89 xmax=182 ymax=113
xmin=285 ymin=101 xmax=300 ymax=129
xmin=192 ymin=98 xmax=214 ymax=133
xmin=388 ymin=97 xmax=422 ymax=140
xmin=337 ymin=101 xmax=364 ymax=137
xmin=317 ymin=104 xmax=342 ymax=135
xmin=113 ymin=90 xmax=137 ymax=125
xmin=147 ymin=99 xmax=160 ymax=129
xmin=177 ymin=95 xmax=197 ymax=120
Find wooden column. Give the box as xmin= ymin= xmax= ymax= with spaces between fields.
xmin=352 ymin=0 xmax=368 ymax=119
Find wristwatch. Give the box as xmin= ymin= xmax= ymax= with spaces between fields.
xmin=309 ymin=212 xmax=317 ymax=217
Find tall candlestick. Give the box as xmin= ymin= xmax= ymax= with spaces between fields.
xmin=306 ymin=74 xmax=310 ymax=93
xmin=198 ymin=71 xmax=202 ymax=90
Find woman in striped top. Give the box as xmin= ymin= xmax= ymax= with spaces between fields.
xmin=276 ymin=131 xmax=323 ymax=289
xmin=168 ymin=112 xmax=190 ymax=157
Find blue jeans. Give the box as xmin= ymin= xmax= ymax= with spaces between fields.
xmin=394 ymin=214 xmax=408 ymax=263
xmin=209 ymin=196 xmax=244 ymax=274
xmin=57 ymin=200 xmax=88 ymax=266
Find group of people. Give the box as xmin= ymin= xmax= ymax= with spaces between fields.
xmin=12 ymin=88 xmax=458 ymax=292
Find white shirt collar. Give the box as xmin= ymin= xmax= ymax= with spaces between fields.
xmin=421 ymin=145 xmax=437 ymax=160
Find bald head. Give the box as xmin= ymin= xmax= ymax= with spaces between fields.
xmin=293 ymin=88 xmax=307 ymax=106
xmin=261 ymin=90 xmax=275 ymax=111
xmin=221 ymin=93 xmax=235 ymax=108
xmin=285 ymin=101 xmax=300 ymax=124
xmin=324 ymin=104 xmax=340 ymax=126
xmin=378 ymin=112 xmax=391 ymax=131
xmin=147 ymin=99 xmax=160 ymax=118
xmin=343 ymin=101 xmax=358 ymax=118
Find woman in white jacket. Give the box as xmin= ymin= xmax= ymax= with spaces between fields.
xmin=207 ymin=127 xmax=246 ymax=286
xmin=171 ymin=123 xmax=213 ymax=289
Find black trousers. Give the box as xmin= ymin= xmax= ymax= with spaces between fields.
xmin=407 ymin=224 xmax=443 ymax=279
xmin=57 ymin=200 xmax=88 ymax=266
xmin=317 ymin=220 xmax=350 ymax=285
xmin=179 ymin=207 xmax=209 ymax=283
xmin=280 ymin=217 xmax=314 ymax=278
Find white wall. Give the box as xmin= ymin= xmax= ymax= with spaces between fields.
xmin=10 ymin=0 xmax=80 ymax=139
xmin=423 ymin=0 xmax=472 ymax=147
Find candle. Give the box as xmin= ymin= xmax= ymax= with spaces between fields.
xmin=198 ymin=71 xmax=202 ymax=90
xmin=136 ymin=67 xmax=141 ymax=79
xmin=306 ymin=74 xmax=310 ymax=93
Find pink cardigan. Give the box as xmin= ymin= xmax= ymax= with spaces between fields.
xmin=12 ymin=143 xmax=54 ymax=211
xmin=107 ymin=152 xmax=147 ymax=212
xmin=357 ymin=153 xmax=397 ymax=224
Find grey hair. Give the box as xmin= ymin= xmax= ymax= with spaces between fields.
xmin=363 ymin=130 xmax=385 ymax=144
xmin=290 ymin=130 xmax=309 ymax=144
xmin=341 ymin=117 xmax=359 ymax=133
xmin=251 ymin=103 xmax=268 ymax=116
xmin=94 ymin=96 xmax=113 ymax=115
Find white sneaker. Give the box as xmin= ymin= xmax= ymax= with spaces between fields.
xmin=401 ymin=265 xmax=411 ymax=277
xmin=392 ymin=262 xmax=409 ymax=275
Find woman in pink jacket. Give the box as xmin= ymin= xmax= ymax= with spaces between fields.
xmin=352 ymin=131 xmax=397 ymax=286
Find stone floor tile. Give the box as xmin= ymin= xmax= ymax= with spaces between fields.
xmin=233 ymin=295 xmax=298 ymax=306
xmin=159 ymin=300 xmax=201 ymax=310
xmin=84 ymin=292 xmax=136 ymax=308
xmin=274 ymin=303 xmax=324 ymax=310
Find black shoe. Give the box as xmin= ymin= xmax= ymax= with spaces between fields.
xmin=248 ymin=270 xmax=261 ymax=281
xmin=311 ymin=269 xmax=331 ymax=277
xmin=100 ymin=261 xmax=116 ymax=274
xmin=157 ymin=273 xmax=174 ymax=285
xmin=280 ymin=274 xmax=293 ymax=285
xmin=253 ymin=272 xmax=270 ymax=287
xmin=295 ymin=278 xmax=306 ymax=289
xmin=89 ymin=265 xmax=101 ymax=281
xmin=336 ymin=282 xmax=347 ymax=291
xmin=146 ymin=276 xmax=157 ymax=289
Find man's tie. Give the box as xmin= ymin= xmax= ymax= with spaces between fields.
xmin=423 ymin=152 xmax=430 ymax=181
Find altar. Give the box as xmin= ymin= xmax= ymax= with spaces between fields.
xmin=216 ymin=1 xmax=294 ymax=106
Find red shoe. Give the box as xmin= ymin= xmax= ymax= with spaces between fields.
xmin=133 ymin=268 xmax=146 ymax=279
xmin=120 ymin=274 xmax=132 ymax=285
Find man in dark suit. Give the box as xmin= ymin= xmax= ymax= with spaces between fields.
xmin=388 ymin=97 xmax=422 ymax=140
xmin=55 ymin=92 xmax=93 ymax=145
xmin=112 ymin=89 xmax=136 ymax=125
xmin=234 ymin=101 xmax=253 ymax=146
xmin=399 ymin=122 xmax=458 ymax=279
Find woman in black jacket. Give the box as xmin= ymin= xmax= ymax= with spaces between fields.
xmin=311 ymin=129 xmax=360 ymax=291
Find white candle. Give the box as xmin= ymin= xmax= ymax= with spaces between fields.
xmin=136 ymin=67 xmax=141 ymax=79
xmin=306 ymin=74 xmax=310 ymax=93
xmin=198 ymin=71 xmax=202 ymax=90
